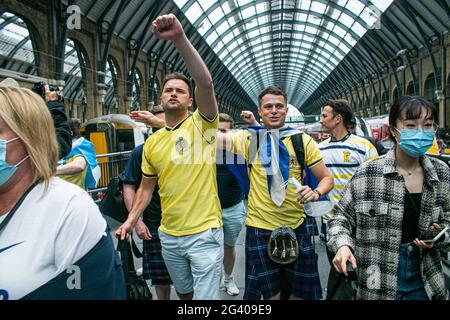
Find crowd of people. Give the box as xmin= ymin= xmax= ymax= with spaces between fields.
xmin=0 ymin=13 xmax=449 ymax=301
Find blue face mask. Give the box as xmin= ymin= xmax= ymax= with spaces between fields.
xmin=396 ymin=128 xmax=435 ymax=158
xmin=0 ymin=137 xmax=29 ymax=187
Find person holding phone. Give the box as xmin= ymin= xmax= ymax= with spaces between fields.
xmin=327 ymin=96 xmax=450 ymax=300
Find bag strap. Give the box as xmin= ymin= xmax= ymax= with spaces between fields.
xmin=247 ymin=134 xmax=260 ymax=171
xmin=0 ymin=180 xmax=40 ymax=234
xmin=290 ymin=133 xmax=305 ymax=181
xmin=326 ymin=274 xmax=344 ymax=300
xmin=117 ymin=239 xmax=137 ymax=277
xmin=131 ymin=237 xmax=143 ymax=258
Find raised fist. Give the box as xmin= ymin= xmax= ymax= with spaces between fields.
xmin=151 ymin=14 xmax=184 ymax=41
xmin=240 ymin=110 xmax=258 ymax=125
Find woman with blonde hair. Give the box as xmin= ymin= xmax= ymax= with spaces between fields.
xmin=0 ymin=86 xmax=125 ymax=300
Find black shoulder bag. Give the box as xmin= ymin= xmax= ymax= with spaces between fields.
xmin=99 ymin=177 xmax=128 ymax=223
xmin=116 ymin=239 xmax=152 ymax=300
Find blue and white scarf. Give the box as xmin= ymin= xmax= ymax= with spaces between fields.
xmin=247 ymin=126 xmax=302 ymax=206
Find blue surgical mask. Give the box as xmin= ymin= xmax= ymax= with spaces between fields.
xmin=0 ymin=137 xmax=29 ymax=187
xmin=395 ymin=128 xmax=435 ymax=158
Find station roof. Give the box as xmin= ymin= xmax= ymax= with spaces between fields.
xmin=2 ymin=0 xmax=449 ymax=115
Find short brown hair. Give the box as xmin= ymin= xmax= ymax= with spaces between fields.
xmin=69 ymin=118 xmax=81 ymax=138
xmin=258 ymin=86 xmax=287 ymax=106
xmin=219 ymin=113 xmax=234 ymax=128
xmin=162 ymin=73 xmax=192 ymax=96
xmin=326 ymin=99 xmax=353 ymax=127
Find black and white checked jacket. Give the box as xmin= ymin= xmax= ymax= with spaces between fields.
xmin=327 ymin=149 xmax=450 ymax=300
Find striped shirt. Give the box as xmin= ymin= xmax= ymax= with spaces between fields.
xmin=319 ymin=133 xmax=378 ymax=216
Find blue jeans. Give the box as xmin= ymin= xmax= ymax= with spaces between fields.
xmin=396 ymin=243 xmax=429 ymax=300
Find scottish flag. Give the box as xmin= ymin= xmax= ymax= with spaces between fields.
xmin=63 ymin=137 xmax=100 ymax=189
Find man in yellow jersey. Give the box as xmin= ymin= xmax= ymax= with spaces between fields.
xmin=116 ymin=14 xmax=222 ymax=300
xmin=218 ymin=86 xmax=333 ymax=300
xmin=318 ymin=99 xmax=378 ymax=299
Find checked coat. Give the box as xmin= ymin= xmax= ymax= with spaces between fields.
xmin=327 ymin=149 xmax=450 ymax=300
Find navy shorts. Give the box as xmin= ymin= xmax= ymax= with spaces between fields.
xmin=142 ymin=238 xmax=172 ymax=286
xmin=244 ymin=222 xmax=322 ymax=300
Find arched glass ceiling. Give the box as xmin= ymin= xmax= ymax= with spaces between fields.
xmin=64 ymin=39 xmax=83 ymax=77
xmin=132 ymin=72 xmax=141 ymax=111
xmin=0 ymin=12 xmax=37 ymax=74
xmin=63 ymin=39 xmax=86 ymax=103
xmin=174 ymin=0 xmax=393 ymax=107
xmin=104 ymin=58 xmax=118 ymax=112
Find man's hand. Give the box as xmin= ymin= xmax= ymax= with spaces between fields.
xmin=130 ymin=111 xmax=164 ymax=128
xmin=333 ymin=246 xmax=357 ymax=277
xmin=296 ymin=185 xmax=319 ymax=204
xmin=135 ymin=218 xmax=152 ymax=241
xmin=116 ymin=218 xmax=135 ymax=241
xmin=152 ymin=14 xmax=184 ymax=42
xmin=240 ymin=111 xmax=258 ymax=125
xmin=44 ymin=85 xmax=61 ymax=102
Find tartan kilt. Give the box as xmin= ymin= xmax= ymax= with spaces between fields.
xmin=142 ymin=239 xmax=172 ymax=286
xmin=244 ymin=222 xmax=322 ymax=300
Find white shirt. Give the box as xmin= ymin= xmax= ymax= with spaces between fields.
xmin=0 ymin=177 xmax=106 ymax=300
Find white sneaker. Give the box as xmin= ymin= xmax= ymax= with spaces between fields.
xmin=223 ymin=275 xmax=239 ymax=296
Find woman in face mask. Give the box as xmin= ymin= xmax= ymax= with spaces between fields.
xmin=0 ymin=86 xmax=125 ymax=300
xmin=326 ymin=96 xmax=450 ymax=300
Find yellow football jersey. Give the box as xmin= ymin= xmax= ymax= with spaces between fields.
xmin=141 ymin=110 xmax=222 ymax=236
xmin=231 ymin=131 xmax=323 ymax=231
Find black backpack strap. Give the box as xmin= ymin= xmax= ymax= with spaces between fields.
xmin=290 ymin=133 xmax=305 ymax=180
xmin=247 ymin=134 xmax=260 ymax=172
xmin=117 ymin=239 xmax=136 ymax=277
xmin=131 ymin=238 xmax=143 ymax=258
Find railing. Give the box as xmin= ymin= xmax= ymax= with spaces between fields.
xmin=86 ymin=151 xmax=449 ymax=203
xmin=87 ymin=150 xmax=131 ymax=203
xmin=95 ymin=151 xmax=132 ymax=188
